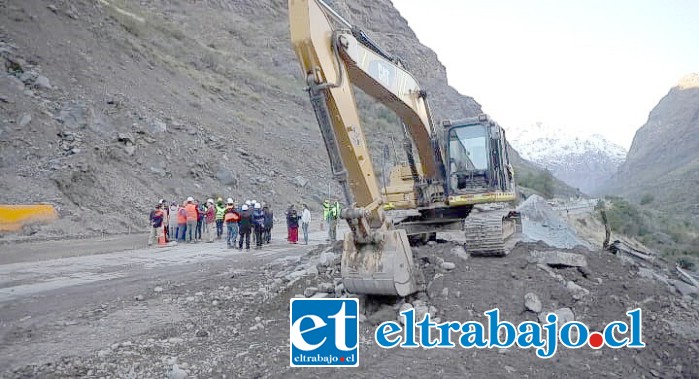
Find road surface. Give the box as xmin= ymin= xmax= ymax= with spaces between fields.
xmin=0 ymin=223 xmax=337 ymax=373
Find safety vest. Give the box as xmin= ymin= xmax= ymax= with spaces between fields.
xmin=215 ymin=204 xmax=226 ymax=220
xmin=185 ymin=203 xmax=197 ymax=222
xmin=322 ymin=202 xmax=332 ymax=221
xmin=224 ymin=207 xmax=240 ymax=223
xmin=176 ymin=207 xmax=187 ymax=224
xmin=332 ymin=202 xmax=341 ymax=218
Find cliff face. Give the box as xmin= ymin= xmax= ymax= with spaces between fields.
xmin=605 ymin=74 xmax=699 ymax=217
xmin=0 ymin=0 xmax=557 ymax=239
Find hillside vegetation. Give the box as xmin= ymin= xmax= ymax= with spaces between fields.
xmin=603 ymin=197 xmax=699 ymax=258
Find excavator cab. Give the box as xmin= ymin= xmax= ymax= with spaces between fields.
xmin=448 ymin=123 xmax=490 ymax=192
xmin=444 ymin=115 xmax=516 ymax=205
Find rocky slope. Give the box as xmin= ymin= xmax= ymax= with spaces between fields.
xmin=509 ymin=123 xmax=627 ymax=194
xmin=604 ymin=73 xmax=699 ymax=218
xmin=0 ymin=0 xmax=564 ymax=240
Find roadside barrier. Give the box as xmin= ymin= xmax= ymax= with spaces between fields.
xmin=0 ymin=204 xmax=58 ymax=232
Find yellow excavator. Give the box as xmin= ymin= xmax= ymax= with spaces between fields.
xmin=289 ymin=0 xmax=520 ymax=296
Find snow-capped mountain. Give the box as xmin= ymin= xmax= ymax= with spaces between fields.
xmin=508 ymin=123 xmax=627 ymax=194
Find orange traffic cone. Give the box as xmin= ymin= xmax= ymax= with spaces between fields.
xmin=158 ymin=229 xmax=167 ymax=247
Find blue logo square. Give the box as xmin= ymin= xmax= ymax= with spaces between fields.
xmin=290 ymin=298 xmax=359 ymax=367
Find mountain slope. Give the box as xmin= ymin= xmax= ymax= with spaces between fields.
xmin=509 ymin=123 xmax=627 ymax=194
xmin=0 ymin=0 xmax=567 ymax=239
xmin=604 ymin=73 xmax=699 ymax=217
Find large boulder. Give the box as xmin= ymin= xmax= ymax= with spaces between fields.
xmin=35 ymin=75 xmax=52 ymax=89
xmin=294 ymin=175 xmax=308 ymax=188
xmin=216 ymin=168 xmax=238 ymax=187
xmin=524 ymin=292 xmax=542 ymax=313
xmin=57 ymin=101 xmax=93 ymax=129
xmin=530 ymin=250 xmax=587 ymax=268
xmin=148 ymin=119 xmax=167 ymax=134
xmin=539 ymin=307 xmax=575 ymax=324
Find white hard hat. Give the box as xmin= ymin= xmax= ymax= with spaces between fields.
xmin=245 ymin=200 xmax=252 ymax=206
xmin=187 ymin=196 xmax=194 ymax=202
xmin=227 ymin=197 xmax=234 ymax=204
xmin=207 ymin=198 xmax=214 ymax=204
xmin=252 ymin=199 xmax=257 ymax=204
xmin=242 ymin=204 xmax=249 ymax=211
xmin=254 ymin=203 xmax=261 ymax=209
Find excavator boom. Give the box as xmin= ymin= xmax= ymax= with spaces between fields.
xmin=289 ymin=0 xmax=519 ymax=295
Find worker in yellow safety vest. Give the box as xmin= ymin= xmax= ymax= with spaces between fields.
xmin=215 ymin=197 xmax=226 ymax=240
xmin=323 ymin=199 xmax=341 ymax=242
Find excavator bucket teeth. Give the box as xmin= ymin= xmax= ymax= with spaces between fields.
xmin=341 ymin=229 xmax=419 ymax=297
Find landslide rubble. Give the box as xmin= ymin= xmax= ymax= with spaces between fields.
xmin=7 ymin=230 xmax=699 ymax=378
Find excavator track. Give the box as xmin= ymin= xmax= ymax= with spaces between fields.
xmin=463 ymin=209 xmax=521 ymax=256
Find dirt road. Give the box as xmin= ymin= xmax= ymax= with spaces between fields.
xmin=0 ymin=225 xmax=335 ymax=375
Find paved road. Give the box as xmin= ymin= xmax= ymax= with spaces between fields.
xmin=0 ymin=223 xmax=344 ymax=372
xmin=0 ymin=233 xmax=151 ymax=265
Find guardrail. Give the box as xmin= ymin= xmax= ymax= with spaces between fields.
xmin=608 ymin=240 xmax=658 ymax=267
xmin=552 ymin=204 xmax=594 ymax=211
xmin=0 ymin=204 xmax=58 ymax=232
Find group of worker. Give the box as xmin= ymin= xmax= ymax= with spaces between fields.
xmin=283 ymin=199 xmax=341 ymax=244
xmin=148 ymin=197 xmax=343 ymax=249
xmin=148 ymin=197 xmax=272 ymax=249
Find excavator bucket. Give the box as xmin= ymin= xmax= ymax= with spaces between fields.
xmin=341 ymin=229 xmax=420 ymax=297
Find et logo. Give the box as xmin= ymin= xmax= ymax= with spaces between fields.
xmin=289 ymin=298 xmax=359 ymax=367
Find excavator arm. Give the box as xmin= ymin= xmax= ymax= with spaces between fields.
xmin=289 ymin=0 xmax=443 ymax=205
xmin=338 ymin=31 xmax=442 ymax=180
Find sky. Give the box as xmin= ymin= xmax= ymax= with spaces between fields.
xmin=391 ymin=0 xmax=699 ymax=149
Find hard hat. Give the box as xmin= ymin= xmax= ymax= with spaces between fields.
xmin=252 ymin=199 xmax=257 ymax=204
xmin=207 ymin=198 xmax=214 ymax=204
xmin=254 ymin=203 xmax=261 ymax=209
xmin=227 ymin=197 xmax=234 ymax=204
xmin=242 ymin=204 xmax=249 ymax=211
xmin=245 ymin=200 xmax=252 ymax=206
xmin=159 ymin=199 xmax=165 ymax=204
xmin=217 ymin=197 xmax=223 ymax=203
xmin=187 ymin=196 xmax=194 ymax=202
